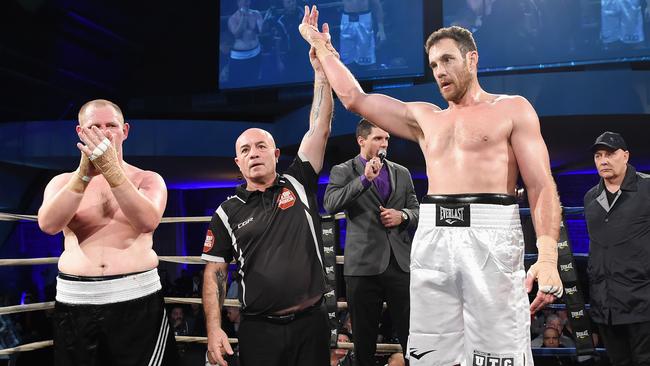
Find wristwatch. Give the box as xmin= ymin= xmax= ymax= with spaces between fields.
xmin=400 ymin=210 xmax=409 ymax=223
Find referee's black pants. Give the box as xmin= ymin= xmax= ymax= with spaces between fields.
xmin=238 ymin=305 xmax=329 ymax=366
xmin=345 ymin=253 xmax=410 ymax=366
xmin=598 ymin=320 xmax=650 ymax=366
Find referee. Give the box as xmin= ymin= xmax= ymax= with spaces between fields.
xmin=201 ymin=39 xmax=335 ymax=366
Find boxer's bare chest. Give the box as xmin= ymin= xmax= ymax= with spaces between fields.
xmin=68 ymin=175 xmax=140 ymax=235
xmin=421 ymin=103 xmax=512 ymax=160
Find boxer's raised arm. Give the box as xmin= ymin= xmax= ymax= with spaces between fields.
xmin=298 ymin=6 xmax=433 ymax=143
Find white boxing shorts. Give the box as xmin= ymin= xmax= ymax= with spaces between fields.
xmin=408 ymin=194 xmax=532 ymax=366
xmin=340 ymin=11 xmax=376 ymax=65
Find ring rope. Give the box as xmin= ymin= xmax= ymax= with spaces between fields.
xmin=0 ymin=339 xmax=608 ymax=357
xmin=0 ymin=212 xmax=350 ymax=223
xmin=0 ymin=208 xmax=587 ymax=224
xmin=0 ymin=340 xmax=53 ymax=356
xmin=0 ymin=255 xmax=346 ymax=266
xmin=0 ymin=301 xmax=55 ymax=315
xmin=173 ymin=336 xmax=238 ymax=344
xmin=0 ymin=297 xmax=569 ymax=317
xmin=0 ymin=252 xmax=588 ymax=267
xmin=158 ymin=256 xmax=204 ymax=264
xmin=0 ymin=257 xmax=59 ymax=266
xmin=0 ymin=213 xmax=215 ymax=223
xmin=0 ymin=339 xmax=401 ymax=356
xmin=0 ymin=298 xmax=350 ymax=316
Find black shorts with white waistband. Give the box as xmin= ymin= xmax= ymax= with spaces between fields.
xmin=53 ymin=269 xmax=179 ymax=366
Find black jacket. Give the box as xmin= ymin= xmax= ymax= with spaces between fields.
xmin=584 ymin=164 xmax=650 ymax=324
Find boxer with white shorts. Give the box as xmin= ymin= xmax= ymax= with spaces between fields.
xmin=300 ymin=16 xmax=564 ymax=366
xmin=409 ymin=195 xmax=531 ymax=365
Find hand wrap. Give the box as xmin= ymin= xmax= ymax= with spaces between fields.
xmin=90 ymin=139 xmax=126 ymax=187
xmin=299 ymin=24 xmax=338 ymax=59
xmin=89 ymin=137 xmax=111 ymax=161
xmin=528 ymin=235 xmax=563 ymax=297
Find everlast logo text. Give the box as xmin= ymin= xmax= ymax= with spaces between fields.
xmin=440 ymin=207 xmax=464 ymax=222
xmin=558 ymin=241 xmax=568 ymax=250
xmin=436 ymin=204 xmax=470 ymax=227
xmin=571 ymin=310 xmax=584 ymax=319
xmin=576 ymin=330 xmax=589 ymax=339
xmin=322 ymin=228 xmax=333 ymax=235
xmin=565 ymin=286 xmax=578 ymax=295
xmin=560 ymin=263 xmax=574 ymax=272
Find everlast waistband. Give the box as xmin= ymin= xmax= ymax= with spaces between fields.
xmin=420 ymin=195 xmax=520 ymax=229
xmin=422 ymin=193 xmax=517 ymax=206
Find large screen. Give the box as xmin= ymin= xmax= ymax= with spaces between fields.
xmin=219 ymin=0 xmax=424 ymax=89
xmin=443 ymin=0 xmax=650 ymax=71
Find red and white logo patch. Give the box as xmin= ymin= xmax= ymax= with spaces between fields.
xmin=203 ymin=229 xmax=215 ymax=253
xmin=277 ymin=188 xmax=296 ymax=210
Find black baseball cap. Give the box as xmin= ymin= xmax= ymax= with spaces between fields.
xmin=591 ymin=131 xmax=627 ymax=152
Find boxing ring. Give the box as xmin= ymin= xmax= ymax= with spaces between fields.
xmin=0 ymin=209 xmax=606 ymax=359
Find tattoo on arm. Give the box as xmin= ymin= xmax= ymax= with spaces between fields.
xmin=216 ymin=269 xmax=227 ymax=307
xmin=307 ymin=85 xmax=325 ymax=137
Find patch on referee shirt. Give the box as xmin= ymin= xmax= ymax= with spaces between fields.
xmin=436 ymin=204 xmax=470 ymax=227
xmin=277 ymin=188 xmax=296 ymax=210
xmin=203 ymin=229 xmax=215 ymax=252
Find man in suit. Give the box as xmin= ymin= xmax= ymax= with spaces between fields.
xmin=324 ymin=118 xmax=419 ymax=366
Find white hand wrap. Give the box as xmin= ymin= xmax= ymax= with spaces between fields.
xmin=75 ymin=153 xmax=94 ymax=186
xmin=527 ymin=235 xmax=564 ymax=298
xmin=89 ymin=138 xmax=111 ymax=161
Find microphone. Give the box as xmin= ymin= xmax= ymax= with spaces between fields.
xmin=378 ymin=149 xmax=387 ymax=164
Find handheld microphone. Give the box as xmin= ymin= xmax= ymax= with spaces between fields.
xmin=378 ymin=149 xmax=387 ymax=164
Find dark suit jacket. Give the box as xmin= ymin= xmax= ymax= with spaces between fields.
xmin=324 ymin=156 xmax=419 ymax=276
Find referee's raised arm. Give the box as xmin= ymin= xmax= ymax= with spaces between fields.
xmin=297 ymin=16 xmax=336 ymax=174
